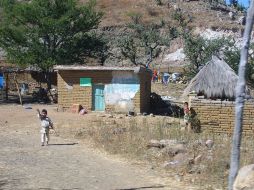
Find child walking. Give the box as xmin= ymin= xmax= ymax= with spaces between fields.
xmin=37 ymin=109 xmax=54 ymax=146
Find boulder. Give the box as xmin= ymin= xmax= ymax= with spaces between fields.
xmin=194 ymin=154 xmax=202 ymax=164
xmin=205 ymin=139 xmax=214 ymax=149
xmin=233 ymin=164 xmax=254 ymax=190
xmin=147 ymin=140 xmax=161 ymax=148
xmin=159 ymin=139 xmax=178 ymax=147
xmin=163 ymin=153 xmax=190 ymax=169
xmin=161 ymin=144 xmax=186 ymax=157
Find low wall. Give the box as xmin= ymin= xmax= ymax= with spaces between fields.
xmin=191 ymin=98 xmax=254 ymax=135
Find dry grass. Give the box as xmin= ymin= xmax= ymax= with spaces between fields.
xmin=59 ymin=115 xmax=254 ymax=189
xmin=151 ymin=82 xmax=188 ymax=99
xmin=80 ymin=0 xmax=243 ymax=30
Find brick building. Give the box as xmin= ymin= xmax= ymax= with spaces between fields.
xmin=54 ymin=66 xmax=152 ymax=113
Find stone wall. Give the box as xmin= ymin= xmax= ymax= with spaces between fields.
xmin=191 ymin=98 xmax=254 ymax=135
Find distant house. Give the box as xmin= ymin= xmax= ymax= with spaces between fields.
xmin=54 ymin=66 xmax=152 ymax=113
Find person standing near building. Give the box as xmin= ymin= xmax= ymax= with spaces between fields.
xmin=37 ymin=109 xmax=54 ymax=146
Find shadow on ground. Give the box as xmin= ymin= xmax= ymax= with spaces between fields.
xmin=48 ymin=143 xmax=78 ymax=146
xmin=115 ymin=185 xmax=166 ymax=190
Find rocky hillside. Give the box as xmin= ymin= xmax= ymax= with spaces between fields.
xmin=80 ymin=0 xmax=246 ymax=70
xmin=82 ymin=0 xmax=244 ymax=29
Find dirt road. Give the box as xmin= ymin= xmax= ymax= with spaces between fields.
xmin=0 ymin=104 xmax=196 ymax=190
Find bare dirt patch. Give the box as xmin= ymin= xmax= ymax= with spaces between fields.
xmin=0 ymin=104 xmax=197 ymax=190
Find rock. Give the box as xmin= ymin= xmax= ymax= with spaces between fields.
xmin=173 ymin=4 xmax=180 ymax=11
xmin=229 ymin=12 xmax=234 ymax=20
xmin=162 ymin=160 xmax=179 ymax=168
xmin=105 ymin=120 xmax=116 ymax=125
xmin=238 ymin=16 xmax=246 ymax=25
xmin=194 ymin=154 xmax=202 ymax=164
xmin=147 ymin=140 xmax=161 ymax=148
xmin=159 ymin=139 xmax=177 ymax=147
xmin=107 ymin=114 xmax=114 ymax=118
xmin=149 ymin=113 xmax=155 ymax=117
xmin=163 ymin=153 xmax=189 ymax=169
xmin=205 ymin=139 xmax=214 ymax=149
xmin=161 ymin=144 xmax=186 ymax=157
xmin=233 ymin=164 xmax=254 ymax=190
xmin=116 ymin=115 xmax=123 ymax=119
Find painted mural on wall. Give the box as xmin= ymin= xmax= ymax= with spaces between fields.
xmin=104 ymin=71 xmax=140 ymax=110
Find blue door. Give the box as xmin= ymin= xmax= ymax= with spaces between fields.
xmin=92 ymin=85 xmax=105 ymax=111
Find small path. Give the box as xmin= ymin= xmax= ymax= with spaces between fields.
xmin=0 ymin=105 xmax=197 ymax=190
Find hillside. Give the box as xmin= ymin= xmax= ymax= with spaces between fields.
xmin=80 ymin=0 xmax=246 ymax=70
xmin=81 ymin=0 xmax=244 ymax=30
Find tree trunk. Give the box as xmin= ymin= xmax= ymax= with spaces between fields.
xmin=13 ymin=72 xmax=23 ymax=105
xmin=44 ymin=71 xmax=54 ymax=103
xmin=228 ymin=2 xmax=254 ymax=190
xmin=44 ymin=71 xmax=52 ymax=90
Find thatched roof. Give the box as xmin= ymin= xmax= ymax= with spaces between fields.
xmin=182 ymin=56 xmax=241 ymax=100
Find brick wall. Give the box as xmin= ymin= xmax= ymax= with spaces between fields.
xmin=191 ymin=98 xmax=254 ymax=135
xmin=57 ymin=70 xmax=151 ymax=113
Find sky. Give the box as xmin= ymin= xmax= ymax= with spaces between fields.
xmin=226 ymin=0 xmax=250 ymax=7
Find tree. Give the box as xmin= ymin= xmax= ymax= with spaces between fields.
xmin=183 ymin=33 xmax=231 ymax=76
xmin=230 ymin=0 xmax=238 ymax=7
xmin=224 ymin=43 xmax=254 ymax=86
xmin=0 ymin=0 xmax=104 ymax=89
xmin=228 ymin=1 xmax=254 ymax=189
xmin=117 ymin=14 xmax=173 ymax=67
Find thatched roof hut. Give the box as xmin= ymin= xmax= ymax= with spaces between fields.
xmin=182 ymin=56 xmax=245 ymax=100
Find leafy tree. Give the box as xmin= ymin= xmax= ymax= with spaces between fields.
xmin=117 ymin=14 xmax=173 ymax=67
xmin=183 ymin=33 xmax=231 ymax=76
xmin=154 ymin=0 xmax=163 ymax=6
xmin=224 ymin=43 xmax=254 ymax=86
xmin=0 ymin=0 xmax=104 ymax=89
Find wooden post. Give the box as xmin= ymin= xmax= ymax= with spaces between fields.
xmin=228 ymin=1 xmax=254 ymax=190
xmin=14 ymin=72 xmax=23 ymax=105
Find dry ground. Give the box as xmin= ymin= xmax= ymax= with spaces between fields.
xmin=80 ymin=0 xmax=243 ymax=30
xmin=0 ymin=104 xmax=198 ymax=190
